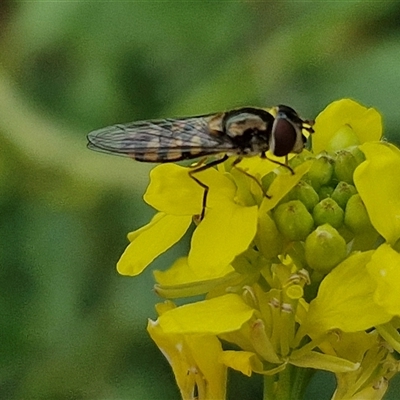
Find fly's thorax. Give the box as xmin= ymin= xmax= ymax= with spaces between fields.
xmin=221 ymin=108 xmax=275 ymax=155
xmin=247 ymin=135 xmax=270 ymax=155
xmin=224 ymin=113 xmax=269 ymax=137
xmin=222 ymin=108 xmax=274 ymax=136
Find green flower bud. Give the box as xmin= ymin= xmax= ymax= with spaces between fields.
xmin=261 ymin=171 xmax=277 ymax=192
xmin=337 ymin=225 xmax=355 ymax=244
xmin=344 ymin=195 xmax=379 ymax=251
xmin=305 ymin=224 xmax=347 ymax=274
xmin=273 ymin=200 xmax=314 ymax=241
xmin=232 ymin=248 xmax=263 ymax=274
xmin=306 ymin=155 xmax=334 ymax=190
xmin=318 ymin=185 xmax=334 ymax=200
xmin=255 ymin=212 xmax=283 ymax=259
xmin=344 ymin=194 xmax=373 ymax=233
xmin=331 ymin=181 xmax=357 ymax=209
xmin=348 ymin=145 xmax=366 ymax=165
xmin=327 ymin=125 xmax=360 ymax=151
xmin=334 ymin=150 xmax=358 ymax=184
xmin=312 ymin=198 xmax=344 ymax=229
xmin=288 ymin=180 xmax=319 ymax=212
xmin=289 ymin=150 xmax=313 ymax=169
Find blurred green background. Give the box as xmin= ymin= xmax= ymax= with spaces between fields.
xmin=1 ymin=2 xmax=400 ymax=399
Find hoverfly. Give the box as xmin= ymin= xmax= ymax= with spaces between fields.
xmin=87 ymin=105 xmax=314 ymax=219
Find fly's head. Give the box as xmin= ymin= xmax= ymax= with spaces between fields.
xmin=269 ymin=105 xmax=314 ymax=157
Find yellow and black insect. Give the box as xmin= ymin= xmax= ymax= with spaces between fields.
xmin=87 ymin=105 xmax=314 ymax=217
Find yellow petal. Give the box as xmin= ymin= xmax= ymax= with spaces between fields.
xmin=233 ymin=156 xmax=287 ymax=179
xmin=189 ymin=203 xmax=258 ymax=271
xmin=153 ymin=257 xmax=238 ymax=298
xmin=144 ymin=164 xmax=203 ymax=215
xmin=326 ymin=331 xmax=378 ymax=363
xmin=305 ymin=251 xmax=392 ymax=334
xmin=147 ymin=320 xmax=227 ymax=400
xmin=127 ymin=212 xmax=165 ymax=242
xmin=185 ymin=335 xmax=227 ymax=400
xmin=354 ymin=142 xmax=400 ymax=245
xmin=147 ymin=319 xmax=192 ymax=399
xmin=154 ymin=256 xmax=235 ymax=286
xmin=144 ymin=163 xmax=236 ymax=215
xmin=261 ymin=160 xmax=313 ymax=212
xmin=290 ymin=350 xmax=359 ymax=373
xmin=219 ymin=350 xmax=263 ymax=377
xmin=337 ymin=382 xmax=388 ymax=400
xmin=367 ymin=243 xmax=400 ymax=315
xmin=312 ymin=99 xmax=382 ymax=154
xmin=155 ymin=300 xmax=176 ymax=316
xmin=158 ymin=294 xmax=255 ymax=335
xmin=117 ymin=213 xmax=192 ymax=276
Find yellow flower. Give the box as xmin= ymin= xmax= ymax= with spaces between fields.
xmin=151 ymin=287 xmax=360 ymax=381
xmin=367 ymin=243 xmax=400 ymax=316
xmin=117 ymin=212 xmax=192 ymax=276
xmin=147 ymin=300 xmax=227 ymax=400
xmin=118 ymin=163 xmax=259 ymax=276
xmin=354 ymin=142 xmax=400 ymax=246
xmin=156 ymin=294 xmax=255 ymax=334
xmin=304 ymin=251 xmax=392 ymax=335
xmin=114 ymin=98 xmax=400 ymax=399
xmin=304 ymin=102 xmax=400 ymax=336
xmin=118 ymin=157 xmax=312 ymax=277
xmin=312 ymin=98 xmax=382 ymax=154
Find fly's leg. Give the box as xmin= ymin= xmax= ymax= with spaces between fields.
xmin=188 ymin=154 xmax=229 ymax=220
xmin=189 ymin=156 xmax=208 ymax=168
xmin=231 ymin=153 xmax=295 ymax=199
xmin=188 ymin=173 xmax=208 ymax=222
xmin=260 ymin=152 xmax=295 ymax=175
xmin=189 ymin=153 xmax=295 ymax=220
xmin=231 ymin=157 xmax=272 ymax=199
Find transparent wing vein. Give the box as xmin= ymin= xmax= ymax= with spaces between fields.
xmin=87 ymin=117 xmax=235 ymax=162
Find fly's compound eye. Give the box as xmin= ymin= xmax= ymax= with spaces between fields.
xmin=269 ymin=116 xmax=300 ymax=157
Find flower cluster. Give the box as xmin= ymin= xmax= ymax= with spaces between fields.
xmin=118 ymin=99 xmax=400 ymax=400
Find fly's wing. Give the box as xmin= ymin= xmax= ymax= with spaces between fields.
xmin=87 ymin=116 xmax=236 ymax=162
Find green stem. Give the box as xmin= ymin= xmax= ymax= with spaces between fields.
xmin=263 ymin=375 xmax=276 ymax=400
xmin=263 ymin=365 xmax=313 ymax=400
xmin=275 ymin=365 xmax=291 ymax=400
xmin=291 ymin=367 xmax=314 ymax=400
